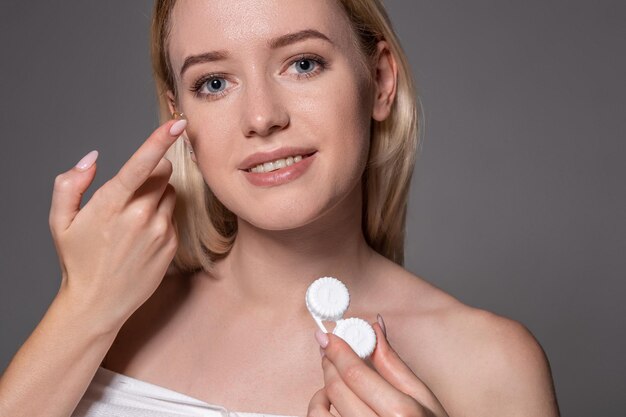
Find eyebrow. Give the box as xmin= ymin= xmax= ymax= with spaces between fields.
xmin=179 ymin=29 xmax=333 ymax=78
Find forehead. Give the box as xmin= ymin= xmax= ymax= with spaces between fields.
xmin=168 ymin=0 xmax=354 ymax=66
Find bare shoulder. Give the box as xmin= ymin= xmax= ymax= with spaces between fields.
xmin=370 ymin=257 xmax=560 ymax=417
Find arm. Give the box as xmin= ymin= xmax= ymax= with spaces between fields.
xmin=0 ymin=288 xmax=123 ymax=417
xmin=0 ymin=118 xmax=184 ymax=417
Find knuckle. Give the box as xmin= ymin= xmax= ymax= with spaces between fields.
xmin=131 ymin=205 xmax=152 ymax=223
xmin=151 ymin=216 xmax=170 ymax=237
xmin=343 ymin=363 xmax=364 ymax=384
xmin=53 ymin=173 xmax=73 ymax=191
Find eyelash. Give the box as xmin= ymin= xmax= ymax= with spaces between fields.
xmin=188 ymin=54 xmax=329 ymax=101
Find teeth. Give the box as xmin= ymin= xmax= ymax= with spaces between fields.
xmin=250 ymin=154 xmax=306 ymax=173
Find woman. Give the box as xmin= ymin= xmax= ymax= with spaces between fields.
xmin=0 ymin=0 xmax=560 ymax=416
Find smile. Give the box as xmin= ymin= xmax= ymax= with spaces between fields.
xmin=242 ymin=151 xmax=318 ymax=187
xmin=246 ymin=152 xmax=316 ymax=173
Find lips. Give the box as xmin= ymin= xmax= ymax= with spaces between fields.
xmin=242 ymin=151 xmax=318 ymax=187
xmin=238 ymin=146 xmax=317 ymax=171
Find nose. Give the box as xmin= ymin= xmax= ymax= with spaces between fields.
xmin=240 ymin=75 xmax=290 ymax=138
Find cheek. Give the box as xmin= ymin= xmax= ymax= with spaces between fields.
xmin=182 ymin=106 xmax=236 ymax=173
xmin=311 ymin=74 xmax=372 ymax=187
xmin=181 ymin=114 xmax=243 ymax=212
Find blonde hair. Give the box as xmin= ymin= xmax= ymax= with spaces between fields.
xmin=151 ymin=0 xmax=422 ymax=274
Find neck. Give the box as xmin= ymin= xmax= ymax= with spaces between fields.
xmin=208 ymin=180 xmax=376 ymax=321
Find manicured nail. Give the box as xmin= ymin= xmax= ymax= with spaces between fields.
xmin=75 ymin=150 xmax=98 ymax=171
xmin=169 ymin=119 xmax=187 ymax=136
xmin=377 ymin=313 xmax=387 ymax=337
xmin=315 ymin=329 xmax=329 ymax=348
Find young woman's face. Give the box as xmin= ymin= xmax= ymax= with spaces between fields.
xmin=167 ymin=0 xmax=375 ymax=230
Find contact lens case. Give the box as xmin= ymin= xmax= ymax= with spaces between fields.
xmin=306 ymin=276 xmax=376 ymax=359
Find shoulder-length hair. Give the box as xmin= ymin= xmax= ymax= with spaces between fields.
xmin=151 ymin=0 xmax=422 ymax=275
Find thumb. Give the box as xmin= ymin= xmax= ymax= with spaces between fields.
xmin=371 ymin=319 xmax=443 ymax=410
xmin=49 ymin=150 xmax=99 ymax=234
xmin=371 ymin=319 xmax=424 ymax=395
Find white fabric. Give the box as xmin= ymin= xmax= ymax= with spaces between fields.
xmin=71 ymin=366 xmax=300 ymax=417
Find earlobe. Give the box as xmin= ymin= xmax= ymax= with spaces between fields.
xmin=166 ymin=90 xmax=178 ymax=116
xmin=371 ymin=41 xmax=398 ymax=122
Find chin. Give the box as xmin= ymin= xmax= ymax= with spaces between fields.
xmin=238 ymin=201 xmax=327 ymax=231
xmin=210 ymin=168 xmax=362 ymax=232
xmin=245 ymin=217 xmax=313 ymax=232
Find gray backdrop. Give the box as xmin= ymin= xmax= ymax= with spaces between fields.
xmin=1 ymin=1 xmax=624 ymax=416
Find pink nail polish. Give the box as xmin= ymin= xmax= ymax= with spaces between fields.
xmin=75 ymin=150 xmax=98 ymax=171
xmin=315 ymin=329 xmax=329 ymax=348
xmin=169 ymin=119 xmax=187 ymax=136
xmin=377 ymin=313 xmax=387 ymax=337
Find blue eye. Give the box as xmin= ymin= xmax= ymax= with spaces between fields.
xmin=189 ymin=54 xmax=328 ymax=101
xmin=205 ymin=78 xmax=227 ymax=93
xmin=294 ymin=58 xmax=315 ymax=73
xmin=289 ymin=54 xmax=328 ymax=79
xmin=189 ymin=73 xmax=230 ymax=100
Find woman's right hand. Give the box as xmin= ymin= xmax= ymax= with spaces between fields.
xmin=48 ymin=118 xmax=188 ymax=330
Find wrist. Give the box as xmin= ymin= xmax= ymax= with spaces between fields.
xmin=54 ymin=284 xmax=126 ymax=339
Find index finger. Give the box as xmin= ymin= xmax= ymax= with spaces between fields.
xmin=112 ymin=118 xmax=187 ymax=197
xmin=324 ymin=332 xmax=421 ymax=416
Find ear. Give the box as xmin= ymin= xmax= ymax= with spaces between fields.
xmin=165 ymin=90 xmax=197 ymax=163
xmin=371 ymin=40 xmax=398 ymax=122
xmin=166 ymin=90 xmax=178 ymax=117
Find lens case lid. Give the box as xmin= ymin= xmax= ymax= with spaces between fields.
xmin=333 ymin=317 xmax=377 ymax=359
xmin=306 ymin=276 xmax=350 ymax=321
xmin=305 ymin=276 xmax=377 ymax=359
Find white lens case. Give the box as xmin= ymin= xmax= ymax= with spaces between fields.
xmin=305 ymin=276 xmax=376 ymax=359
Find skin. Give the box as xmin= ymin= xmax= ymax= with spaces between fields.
xmin=103 ymin=0 xmax=561 ymax=416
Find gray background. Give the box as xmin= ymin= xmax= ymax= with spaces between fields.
xmin=1 ymin=1 xmax=624 ymax=416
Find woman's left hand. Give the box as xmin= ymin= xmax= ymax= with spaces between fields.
xmin=307 ymin=317 xmax=449 ymax=417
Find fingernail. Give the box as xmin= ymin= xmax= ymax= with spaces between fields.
xmin=169 ymin=119 xmax=187 ymax=136
xmin=315 ymin=329 xmax=329 ymax=348
xmin=319 ymin=346 xmax=326 ymax=357
xmin=75 ymin=150 xmax=98 ymax=171
xmin=377 ymin=313 xmax=387 ymax=337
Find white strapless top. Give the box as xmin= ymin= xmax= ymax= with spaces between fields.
xmin=71 ymin=366 xmax=300 ymax=417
